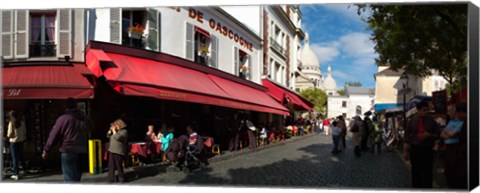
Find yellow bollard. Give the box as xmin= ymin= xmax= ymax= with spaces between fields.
xmin=88 ymin=139 xmax=102 ymax=175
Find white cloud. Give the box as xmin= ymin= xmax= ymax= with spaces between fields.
xmin=331 ymin=70 xmax=350 ymax=80
xmin=309 ymin=44 xmax=340 ymax=64
xmin=339 ymin=32 xmax=375 ymax=57
xmin=321 ymin=4 xmax=361 ymax=21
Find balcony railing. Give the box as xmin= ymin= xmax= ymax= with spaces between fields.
xmin=270 ymin=37 xmax=286 ymax=56
xmin=29 ymin=44 xmax=56 ymax=57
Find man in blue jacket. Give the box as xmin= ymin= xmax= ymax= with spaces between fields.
xmin=42 ymin=98 xmax=93 ymax=182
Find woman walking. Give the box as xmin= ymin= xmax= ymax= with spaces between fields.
xmin=349 ymin=116 xmax=363 ymax=157
xmin=7 ymin=111 xmax=27 ymax=180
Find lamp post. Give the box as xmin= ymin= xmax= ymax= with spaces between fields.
xmin=400 ymin=72 xmax=409 ymax=130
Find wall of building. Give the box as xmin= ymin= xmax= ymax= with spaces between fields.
xmin=327 ymin=96 xmax=349 ymax=119
xmin=89 ymin=7 xmax=263 ymax=85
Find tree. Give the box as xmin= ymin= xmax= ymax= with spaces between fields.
xmin=299 ymin=88 xmax=328 ymax=118
xmin=357 ymin=4 xmax=467 ymax=95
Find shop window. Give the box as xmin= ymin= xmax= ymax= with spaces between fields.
xmin=121 ymin=10 xmax=146 ymax=48
xmin=235 ymin=48 xmax=251 ymax=80
xmin=30 ymin=12 xmax=56 ymax=57
xmin=342 ymin=101 xmax=347 ymax=107
xmin=186 ymin=23 xmax=218 ymax=67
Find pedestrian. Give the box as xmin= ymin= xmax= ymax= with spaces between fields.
xmin=245 ymin=119 xmax=257 ymax=151
xmin=362 ymin=115 xmax=373 ymax=152
xmin=455 ymin=102 xmax=468 ymax=189
xmin=330 ymin=121 xmax=341 ymax=155
xmin=349 ymin=116 xmax=363 ymax=157
xmin=336 ymin=115 xmax=347 ymax=151
xmin=323 ymin=118 xmax=330 ymax=135
xmin=228 ymin=113 xmax=242 ymax=151
xmin=6 ymin=110 xmax=27 ymax=180
xmin=107 ymin=119 xmax=128 ymax=183
xmin=403 ymin=101 xmax=440 ymax=188
xmin=370 ymin=116 xmax=383 ymax=154
xmin=42 ymin=98 xmax=93 ymax=182
xmin=440 ymin=103 xmax=466 ymax=189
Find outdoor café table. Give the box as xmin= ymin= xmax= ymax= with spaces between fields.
xmin=129 ymin=141 xmax=162 ymax=159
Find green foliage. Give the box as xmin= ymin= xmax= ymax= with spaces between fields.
xmin=299 ymin=88 xmax=328 ymax=117
xmin=357 ymin=4 xmax=468 ymax=85
xmin=337 ymin=89 xmax=346 ymax=96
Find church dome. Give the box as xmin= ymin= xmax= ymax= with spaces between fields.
xmin=300 ymin=33 xmax=320 ymax=68
xmin=324 ymin=65 xmax=337 ymax=91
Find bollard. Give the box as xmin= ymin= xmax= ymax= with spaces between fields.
xmin=88 ymin=139 xmax=102 ymax=175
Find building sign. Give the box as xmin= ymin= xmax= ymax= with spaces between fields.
xmin=1 ymin=89 xmax=22 ymax=97
xmin=185 ymin=8 xmax=254 ymax=52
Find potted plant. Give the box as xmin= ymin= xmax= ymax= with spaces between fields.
xmin=239 ymin=65 xmax=249 ymax=79
xmin=128 ymin=23 xmax=144 ymax=39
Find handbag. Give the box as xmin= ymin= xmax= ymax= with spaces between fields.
xmin=350 ymin=123 xmax=359 ymax=132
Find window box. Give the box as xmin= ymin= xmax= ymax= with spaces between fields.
xmin=128 ymin=31 xmax=143 ymax=39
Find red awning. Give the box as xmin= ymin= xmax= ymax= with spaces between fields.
xmin=262 ymin=79 xmax=314 ymax=112
xmin=2 ymin=65 xmax=94 ymax=99
xmin=86 ymin=49 xmax=289 ymax=115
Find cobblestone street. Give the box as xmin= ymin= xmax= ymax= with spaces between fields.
xmin=127 ymin=133 xmax=411 ymax=189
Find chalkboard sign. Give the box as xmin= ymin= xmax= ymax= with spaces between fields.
xmin=432 ymin=90 xmax=447 ymax=114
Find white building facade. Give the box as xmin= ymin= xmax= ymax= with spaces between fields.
xmin=86 ymin=7 xmax=263 ymax=84
xmin=328 ymin=86 xmax=375 ymax=119
xmin=222 ymin=5 xmax=304 ymax=90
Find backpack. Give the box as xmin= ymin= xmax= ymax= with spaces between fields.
xmin=350 ymin=122 xmax=359 ymax=132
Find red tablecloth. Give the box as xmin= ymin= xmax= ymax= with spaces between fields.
xmin=129 ymin=141 xmax=162 ymax=158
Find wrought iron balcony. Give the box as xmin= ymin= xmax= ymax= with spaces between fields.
xmin=270 ymin=37 xmax=286 ymax=56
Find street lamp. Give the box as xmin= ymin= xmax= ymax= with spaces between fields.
xmin=400 ymin=72 xmax=409 ymax=130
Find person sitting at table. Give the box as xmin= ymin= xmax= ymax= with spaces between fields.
xmin=157 ymin=123 xmax=167 ymax=140
xmin=161 ymin=127 xmax=174 ymax=153
xmin=146 ymin=125 xmax=158 ymax=142
xmin=107 ymin=119 xmax=128 ymax=183
xmin=187 ymin=125 xmax=198 ymax=151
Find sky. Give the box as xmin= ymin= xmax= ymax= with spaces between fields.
xmin=300 ymin=4 xmax=378 ymax=89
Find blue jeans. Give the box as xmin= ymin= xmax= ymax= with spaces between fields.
xmin=61 ymin=153 xmax=85 ymax=182
xmin=331 ymin=135 xmax=340 ymax=154
xmin=10 ymin=142 xmax=24 ymax=176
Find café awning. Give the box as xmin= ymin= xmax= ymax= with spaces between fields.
xmin=2 ymin=64 xmax=94 ymax=99
xmin=86 ymin=48 xmax=289 ymax=115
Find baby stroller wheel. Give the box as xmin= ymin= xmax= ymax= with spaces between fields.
xmin=199 ymin=162 xmax=207 ymax=169
xmin=182 ymin=166 xmax=190 ymax=174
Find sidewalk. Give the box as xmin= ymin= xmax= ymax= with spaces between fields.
xmin=4 ymin=132 xmax=320 ymax=183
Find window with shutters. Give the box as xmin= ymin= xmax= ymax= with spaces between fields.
xmin=237 ymin=49 xmax=250 ymax=80
xmin=122 ymin=10 xmax=146 ymax=48
xmin=30 ymin=12 xmax=56 ymax=57
xmin=194 ymin=28 xmax=211 ymax=66
xmin=342 ymin=101 xmax=347 ymax=108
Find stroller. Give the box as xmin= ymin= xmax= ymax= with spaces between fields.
xmin=165 ymin=135 xmax=207 ymax=173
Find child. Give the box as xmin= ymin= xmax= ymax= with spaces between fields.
xmin=331 ymin=121 xmax=342 ymax=155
